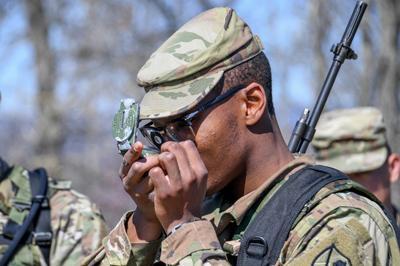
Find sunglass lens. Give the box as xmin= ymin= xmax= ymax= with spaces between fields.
xmin=166 ymin=121 xmax=195 ymax=142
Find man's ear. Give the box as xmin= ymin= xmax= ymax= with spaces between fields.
xmin=240 ymin=82 xmax=267 ymax=126
xmin=388 ymin=153 xmax=400 ymax=183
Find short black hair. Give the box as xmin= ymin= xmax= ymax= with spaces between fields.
xmin=222 ymin=52 xmax=274 ymax=115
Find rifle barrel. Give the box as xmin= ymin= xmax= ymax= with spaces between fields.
xmin=290 ymin=0 xmax=368 ymax=154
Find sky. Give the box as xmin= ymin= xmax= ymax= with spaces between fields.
xmin=0 ymin=0 xmax=361 ymax=131
xmin=0 ymin=1 xmax=302 ymax=108
xmin=0 ymin=0 xmax=370 ymax=226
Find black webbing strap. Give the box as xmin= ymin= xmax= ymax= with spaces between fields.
xmin=0 ymin=168 xmax=50 ymax=266
xmin=28 ymin=168 xmax=52 ymax=265
xmin=237 ymin=165 xmax=349 ymax=266
xmin=0 ymin=158 xmax=10 ymax=183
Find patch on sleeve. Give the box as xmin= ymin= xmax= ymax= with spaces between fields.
xmin=312 ymin=244 xmax=350 ymax=265
xmin=285 ymin=218 xmax=368 ymax=265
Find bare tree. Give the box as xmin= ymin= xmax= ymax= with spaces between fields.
xmin=358 ymin=4 xmax=374 ymax=106
xmin=25 ymin=0 xmax=64 ymax=177
xmin=307 ymin=0 xmax=331 ymax=97
xmin=375 ymin=0 xmax=400 ymax=152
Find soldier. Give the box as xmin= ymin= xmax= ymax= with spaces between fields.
xmin=84 ymin=7 xmax=400 ymax=266
xmin=312 ymin=107 xmax=400 ymax=225
xmin=0 ymin=92 xmax=108 ymax=265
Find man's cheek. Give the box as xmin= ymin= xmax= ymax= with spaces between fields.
xmin=205 ymin=175 xmax=220 ymax=195
xmin=195 ymin=133 xmax=213 ymax=158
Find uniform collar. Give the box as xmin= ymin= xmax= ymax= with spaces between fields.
xmin=202 ymin=155 xmax=315 ymax=233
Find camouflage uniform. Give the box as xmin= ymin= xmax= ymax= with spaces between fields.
xmin=0 ymin=158 xmax=108 ymax=265
xmin=84 ymin=7 xmax=400 ymax=266
xmin=84 ymin=156 xmax=400 ymax=265
xmin=312 ymin=107 xmax=400 ymax=226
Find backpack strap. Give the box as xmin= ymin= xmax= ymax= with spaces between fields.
xmin=237 ymin=165 xmax=348 ymax=266
xmin=0 ymin=168 xmax=51 ymax=265
xmin=28 ymin=168 xmax=52 ymax=265
xmin=0 ymin=157 xmax=11 ymax=182
xmin=237 ymin=164 xmax=400 ymax=266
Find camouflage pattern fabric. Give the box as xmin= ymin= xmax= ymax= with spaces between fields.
xmin=138 ymin=7 xmax=263 ymax=119
xmin=84 ymin=6 xmax=399 ymax=266
xmin=312 ymin=107 xmax=388 ymax=174
xmin=82 ymin=156 xmax=400 ymax=265
xmin=0 ymin=164 xmax=108 ymax=265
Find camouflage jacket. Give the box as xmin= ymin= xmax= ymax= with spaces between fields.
xmin=83 ymin=156 xmax=400 ymax=265
xmin=0 ymin=163 xmax=108 ymax=265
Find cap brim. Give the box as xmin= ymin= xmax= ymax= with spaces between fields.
xmin=316 ymin=146 xmax=388 ymax=174
xmin=139 ymin=71 xmax=223 ymax=119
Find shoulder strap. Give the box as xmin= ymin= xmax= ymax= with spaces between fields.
xmin=28 ymin=169 xmax=52 ymax=265
xmin=237 ymin=165 xmax=348 ymax=266
xmin=0 ymin=168 xmax=50 ymax=265
xmin=0 ymin=157 xmax=11 ymax=182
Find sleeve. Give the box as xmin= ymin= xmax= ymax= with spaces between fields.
xmin=81 ymin=212 xmax=162 ymax=266
xmin=160 ymin=220 xmax=230 ymax=266
xmin=49 ymin=189 xmax=109 ymax=265
xmin=284 ymin=209 xmax=398 ymax=266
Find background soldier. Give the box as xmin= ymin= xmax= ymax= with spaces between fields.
xmin=312 ymin=106 xmax=400 ymax=225
xmin=0 ymin=91 xmax=108 ymax=265
xmin=84 ymin=7 xmax=399 ymax=266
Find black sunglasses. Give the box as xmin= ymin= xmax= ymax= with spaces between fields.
xmin=140 ymin=84 xmax=245 ymax=149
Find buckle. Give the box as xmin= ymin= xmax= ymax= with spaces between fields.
xmin=31 ymin=196 xmax=49 ymax=208
xmin=245 ymin=236 xmax=268 ymax=258
xmin=32 ymin=231 xmax=52 ymax=246
xmin=12 ymin=202 xmax=31 ymax=212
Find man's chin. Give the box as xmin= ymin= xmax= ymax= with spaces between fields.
xmin=205 ymin=175 xmax=241 ymax=197
xmin=205 ymin=180 xmax=231 ymax=197
xmin=205 ymin=187 xmax=218 ymax=197
xmin=205 ymin=181 xmax=223 ymax=197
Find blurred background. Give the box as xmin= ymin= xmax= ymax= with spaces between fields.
xmin=0 ymin=0 xmax=399 ymax=227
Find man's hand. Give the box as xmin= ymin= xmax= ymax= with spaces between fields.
xmin=119 ymin=142 xmax=162 ymax=242
xmin=149 ymin=140 xmax=208 ymax=234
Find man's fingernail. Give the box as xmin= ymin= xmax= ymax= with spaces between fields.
xmin=133 ymin=144 xmax=139 ymax=152
xmin=129 ymin=146 xmax=136 ymax=154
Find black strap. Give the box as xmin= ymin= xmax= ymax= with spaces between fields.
xmin=29 ymin=168 xmax=52 ymax=265
xmin=0 ymin=168 xmax=49 ymax=266
xmin=237 ymin=165 xmax=348 ymax=266
xmin=0 ymin=158 xmax=10 ymax=182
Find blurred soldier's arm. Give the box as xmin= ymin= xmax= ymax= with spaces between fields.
xmin=49 ymin=183 xmax=108 ymax=265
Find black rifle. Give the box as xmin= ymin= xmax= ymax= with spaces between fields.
xmin=288 ymin=0 xmax=368 ymax=154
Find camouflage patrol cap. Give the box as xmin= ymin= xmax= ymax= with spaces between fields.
xmin=137 ymin=7 xmax=263 ymax=119
xmin=312 ymin=107 xmax=388 ymax=174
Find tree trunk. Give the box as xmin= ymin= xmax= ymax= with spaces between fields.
xmin=375 ymin=0 xmax=400 ymax=208
xmin=308 ymin=0 xmax=330 ymax=97
xmin=25 ymin=0 xmax=64 ymax=177
xmin=376 ymin=0 xmax=400 ymax=152
xmin=359 ymin=6 xmax=374 ymax=106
